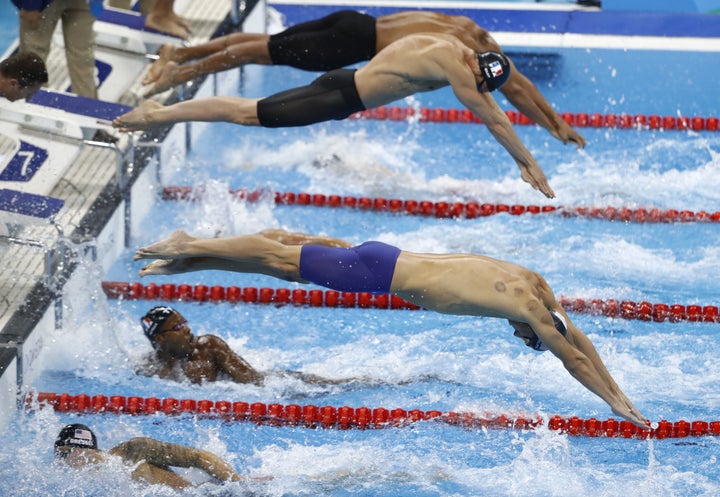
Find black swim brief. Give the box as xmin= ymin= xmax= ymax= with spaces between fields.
xmin=299 ymin=241 xmax=402 ymax=294
xmin=256 ymin=68 xmax=366 ymax=128
xmin=268 ymin=10 xmax=377 ymax=71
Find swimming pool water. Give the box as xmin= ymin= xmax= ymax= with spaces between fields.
xmin=2 ymin=43 xmax=720 ymax=496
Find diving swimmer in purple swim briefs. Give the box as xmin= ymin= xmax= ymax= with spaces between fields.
xmin=298 ymin=241 xmax=402 ymax=294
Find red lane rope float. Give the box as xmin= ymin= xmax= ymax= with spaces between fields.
xmin=348 ymin=106 xmax=720 ymax=133
xmin=101 ymin=281 xmax=720 ymax=324
xmin=26 ymin=391 xmax=720 ymax=440
xmin=102 ymin=281 xmax=420 ymax=310
xmin=161 ymin=186 xmax=720 ymax=224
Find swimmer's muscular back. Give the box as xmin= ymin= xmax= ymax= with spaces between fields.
xmin=355 ymin=34 xmax=476 ymax=109
xmin=391 ymin=252 xmax=545 ymax=319
xmin=376 ymin=12 xmax=497 ymax=53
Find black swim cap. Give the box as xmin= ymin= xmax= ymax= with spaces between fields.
xmin=476 ymin=51 xmax=511 ymax=92
xmin=55 ymin=423 xmax=98 ymax=457
xmin=524 ymin=310 xmax=568 ymax=352
xmin=141 ymin=306 xmax=176 ymax=342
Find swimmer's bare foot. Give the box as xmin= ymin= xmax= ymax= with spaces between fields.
xmin=143 ymin=44 xmax=177 ymax=85
xmin=139 ymin=258 xmax=193 ymax=277
xmin=168 ymin=11 xmax=191 ymax=33
xmin=134 ymin=230 xmax=196 ymax=261
xmin=112 ymin=100 xmax=163 ymax=131
xmin=143 ymin=61 xmax=181 ymax=97
xmin=145 ymin=12 xmax=191 ymax=39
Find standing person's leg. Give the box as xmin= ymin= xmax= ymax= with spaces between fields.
xmin=106 ymin=0 xmax=132 ymax=9
xmin=60 ymin=0 xmax=97 ymax=98
xmin=18 ymin=0 xmax=64 ymax=62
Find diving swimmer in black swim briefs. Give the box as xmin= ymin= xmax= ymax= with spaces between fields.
xmin=115 ymin=33 xmax=561 ymax=199
xmin=268 ymin=10 xmax=376 ymax=71
xmin=256 ymin=68 xmax=366 ymax=127
xmin=299 ymin=241 xmax=401 ymax=294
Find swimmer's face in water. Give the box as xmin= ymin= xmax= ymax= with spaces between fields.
xmin=55 ymin=447 xmax=104 ymax=468
xmin=153 ymin=311 xmax=195 ymax=357
xmin=476 ymin=77 xmax=491 ymax=93
xmin=508 ymin=312 xmax=568 ymax=352
xmin=508 ymin=320 xmax=536 ymax=346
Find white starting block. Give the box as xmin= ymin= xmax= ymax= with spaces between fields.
xmin=0 ymin=188 xmax=64 ymax=225
xmin=25 ymin=89 xmax=131 ymax=136
xmin=0 ymin=90 xmax=131 ymax=196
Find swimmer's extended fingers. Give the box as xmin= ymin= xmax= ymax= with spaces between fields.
xmin=567 ymin=130 xmax=587 ymax=149
xmin=536 ymin=178 xmax=555 ymax=199
xmin=612 ymin=402 xmax=649 ymax=430
xmin=520 ymin=167 xmax=555 ymax=199
xmin=556 ymin=124 xmax=587 ymax=149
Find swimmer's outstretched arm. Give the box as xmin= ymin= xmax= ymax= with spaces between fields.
xmin=530 ymin=314 xmax=648 ymax=429
xmin=499 ymin=60 xmax=586 ymax=148
xmin=112 ymin=438 xmax=242 ymax=485
xmin=532 ymin=277 xmax=648 ymax=427
xmin=467 ymin=91 xmax=555 ymax=198
xmin=112 ymin=96 xmax=262 ymax=131
xmin=442 ymin=59 xmax=555 ymax=198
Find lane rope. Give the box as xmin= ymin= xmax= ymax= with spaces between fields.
xmin=26 ymin=391 xmax=719 ymax=440
xmin=101 ymin=281 xmax=720 ymax=324
xmin=161 ymin=187 xmax=720 ymax=224
xmin=348 ymin=106 xmax=720 ymax=132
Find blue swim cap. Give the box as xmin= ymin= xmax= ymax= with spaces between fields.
xmin=525 ymin=310 xmax=568 ymax=352
xmin=476 ymin=51 xmax=511 ymax=92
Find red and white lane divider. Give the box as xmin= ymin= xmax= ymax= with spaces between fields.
xmin=101 ymin=282 xmax=720 ymax=324
xmin=26 ymin=391 xmax=720 ymax=440
xmin=349 ymin=105 xmax=720 ymax=132
xmin=161 ymin=186 xmax=720 ymax=224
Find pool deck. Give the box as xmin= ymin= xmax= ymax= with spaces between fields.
xmin=0 ymin=0 xmax=264 ymax=427
xmin=0 ymin=0 xmax=719 ymax=429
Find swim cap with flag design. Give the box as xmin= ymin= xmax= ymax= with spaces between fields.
xmin=141 ymin=306 xmax=176 ymax=342
xmin=55 ymin=423 xmax=98 ymax=456
xmin=476 ymin=51 xmax=511 ymax=92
